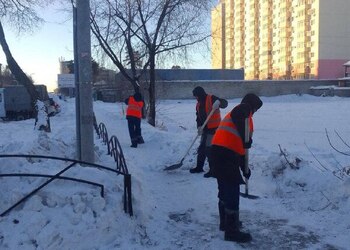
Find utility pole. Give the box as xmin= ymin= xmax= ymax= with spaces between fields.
xmin=73 ymin=7 xmax=81 ymax=160
xmin=75 ymin=0 xmax=94 ymax=163
xmin=0 ymin=63 xmax=2 ymax=86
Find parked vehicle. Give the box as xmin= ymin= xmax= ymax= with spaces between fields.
xmin=0 ymin=86 xmax=33 ymax=120
xmin=0 ymin=85 xmax=57 ymax=121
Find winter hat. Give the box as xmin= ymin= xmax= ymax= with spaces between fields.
xmin=192 ymin=86 xmax=206 ymax=99
xmin=241 ymin=93 xmax=263 ymax=113
xmin=133 ymin=92 xmax=142 ymax=101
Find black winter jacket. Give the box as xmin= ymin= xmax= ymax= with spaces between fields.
xmin=211 ymin=94 xmax=263 ymax=183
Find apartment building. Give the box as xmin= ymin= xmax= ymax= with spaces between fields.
xmin=212 ymin=0 xmax=350 ymax=80
xmin=211 ymin=2 xmax=226 ymax=69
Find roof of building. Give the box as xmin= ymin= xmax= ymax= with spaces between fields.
xmin=338 ymin=77 xmax=350 ymax=80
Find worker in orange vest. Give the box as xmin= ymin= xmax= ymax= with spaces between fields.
xmin=125 ymin=92 xmax=145 ymax=148
xmin=189 ymin=86 xmax=228 ymax=177
xmin=211 ymin=93 xmax=263 ymax=243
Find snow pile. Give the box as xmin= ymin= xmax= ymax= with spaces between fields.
xmin=0 ymin=94 xmax=349 ymax=249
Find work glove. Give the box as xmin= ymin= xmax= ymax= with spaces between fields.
xmin=197 ymin=127 xmax=203 ymax=136
xmin=244 ymin=138 xmax=252 ymax=149
xmin=212 ymin=100 xmax=221 ymax=110
xmin=243 ymin=168 xmax=251 ymax=180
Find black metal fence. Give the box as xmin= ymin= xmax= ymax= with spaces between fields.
xmin=0 ymin=117 xmax=133 ymax=217
xmin=96 ymin=123 xmax=129 ymax=175
xmin=94 ymin=121 xmax=132 ymax=215
xmin=0 ymin=154 xmax=133 ymax=217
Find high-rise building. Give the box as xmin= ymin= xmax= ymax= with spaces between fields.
xmin=211 ymin=2 xmax=226 ymax=69
xmin=211 ymin=0 xmax=350 ymax=80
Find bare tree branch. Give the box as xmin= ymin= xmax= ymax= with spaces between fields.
xmin=334 ymin=130 xmax=350 ymax=149
xmin=330 ymin=154 xmax=344 ymax=172
xmin=91 ymin=0 xmax=212 ymax=125
xmin=278 ymin=144 xmax=299 ymax=170
xmin=308 ymin=191 xmax=335 ymax=212
xmin=90 ymin=13 xmax=135 ymax=86
xmin=0 ymin=0 xmax=49 ymax=33
xmin=325 ymin=128 xmax=350 ymax=156
xmin=304 ymin=142 xmax=328 ymax=171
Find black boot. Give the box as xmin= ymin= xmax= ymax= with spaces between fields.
xmin=218 ymin=201 xmax=225 ymax=231
xmin=224 ymin=210 xmax=252 ymax=243
xmin=130 ymin=138 xmax=138 ymax=148
xmin=189 ymin=166 xmax=204 ymax=173
xmin=203 ymin=171 xmax=214 ymax=178
xmin=137 ymin=136 xmax=145 ymax=144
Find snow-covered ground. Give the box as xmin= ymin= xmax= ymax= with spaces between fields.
xmin=0 ymin=94 xmax=349 ymax=249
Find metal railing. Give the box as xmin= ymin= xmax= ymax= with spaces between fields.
xmin=0 ymin=154 xmax=133 ymax=217
xmin=96 ymin=123 xmax=129 ymax=175
xmin=0 ymin=173 xmax=105 ymax=197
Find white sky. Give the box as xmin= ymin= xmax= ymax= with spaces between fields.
xmin=0 ymin=4 xmax=74 ymax=92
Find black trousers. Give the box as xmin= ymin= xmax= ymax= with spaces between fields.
xmin=127 ymin=116 xmax=141 ymax=143
xmin=211 ymin=145 xmax=243 ymax=211
xmin=196 ymin=133 xmax=214 ymax=170
xmin=217 ymin=179 xmax=240 ymax=211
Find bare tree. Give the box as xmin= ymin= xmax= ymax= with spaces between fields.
xmin=0 ymin=0 xmax=53 ymax=130
xmin=90 ymin=0 xmax=146 ymax=93
xmin=90 ymin=0 xmax=212 ymax=126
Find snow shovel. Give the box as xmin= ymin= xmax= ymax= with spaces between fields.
xmin=240 ymin=118 xmax=259 ymax=199
xmin=164 ymin=102 xmax=219 ymax=171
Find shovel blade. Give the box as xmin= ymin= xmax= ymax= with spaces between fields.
xmin=240 ymin=192 xmax=260 ymax=199
xmin=164 ymin=161 xmax=183 ymax=171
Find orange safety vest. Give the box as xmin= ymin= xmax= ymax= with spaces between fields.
xmin=126 ymin=96 xmax=143 ymax=118
xmin=212 ymin=112 xmax=254 ymax=155
xmin=196 ymin=95 xmax=221 ymax=129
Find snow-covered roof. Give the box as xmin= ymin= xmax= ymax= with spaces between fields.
xmin=338 ymin=76 xmax=350 ymax=80
xmin=343 ymin=60 xmax=350 ymax=66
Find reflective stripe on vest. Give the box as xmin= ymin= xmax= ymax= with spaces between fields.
xmin=212 ymin=113 xmax=246 ymax=155
xmin=126 ymin=96 xmax=143 ymax=118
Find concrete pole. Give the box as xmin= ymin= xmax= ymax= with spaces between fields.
xmin=76 ymin=0 xmax=94 ymax=163
xmin=73 ymin=6 xmax=81 ymax=160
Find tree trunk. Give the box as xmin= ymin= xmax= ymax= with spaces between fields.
xmin=0 ymin=21 xmax=39 ymax=105
xmin=0 ymin=21 xmax=50 ymax=132
xmin=147 ymin=52 xmax=156 ymax=126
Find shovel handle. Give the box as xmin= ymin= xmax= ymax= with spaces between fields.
xmin=181 ymin=134 xmax=200 ymax=160
xmin=166 ymin=103 xmax=220 ymax=171
xmin=244 ymin=150 xmax=249 ymax=195
xmin=244 ymin=118 xmax=249 ymax=195
xmin=200 ymin=106 xmax=217 ymax=131
xmin=180 ymin=106 xmax=218 ymax=162
xmin=241 ymin=118 xmax=259 ymax=200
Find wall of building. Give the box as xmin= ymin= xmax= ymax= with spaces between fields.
xmin=101 ymin=79 xmax=346 ymax=103
xmin=212 ymin=0 xmax=350 ymax=80
xmin=134 ymin=80 xmax=339 ymax=100
xmin=317 ymin=0 xmax=350 ymax=79
xmin=224 ymin=0 xmax=234 ymax=68
xmin=319 ymin=0 xmax=350 ymax=60
xmin=318 ymin=59 xmax=348 ymax=79
xmin=211 ymin=2 xmax=225 ymax=69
